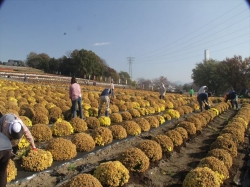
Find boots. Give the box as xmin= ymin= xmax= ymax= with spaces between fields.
xmin=105 ymin=111 xmax=109 ymax=117
xmin=98 ymin=109 xmax=101 ymax=117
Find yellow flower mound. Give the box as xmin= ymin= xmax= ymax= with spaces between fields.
xmin=83 ymin=110 xmax=90 ymax=118
xmin=155 ymin=115 xmax=165 ymax=125
xmin=69 ymin=173 xmax=103 ymax=187
xmin=211 ymin=108 xmax=219 ymax=116
xmin=109 ymin=125 xmax=127 ymax=139
xmin=118 ymin=147 xmax=150 ymax=173
xmin=31 ymin=123 xmax=52 ymax=142
xmin=132 ymin=101 xmax=140 ymax=109
xmin=7 ymin=159 xmax=17 ymax=182
xmin=183 ymin=167 xmax=220 ymax=187
xmin=51 ymin=119 xmax=74 ymax=136
xmin=83 ymin=103 xmax=91 ymax=110
xmin=46 ymin=138 xmax=77 ymax=161
xmin=19 ymin=116 xmax=32 ymax=127
xmin=70 ymin=117 xmax=88 ymax=133
xmin=166 ymin=130 xmax=183 ymax=147
xmin=128 ymin=109 xmax=141 ymax=118
xmin=18 ymin=135 xmax=30 ymax=149
xmin=207 ymin=148 xmax=233 ymax=169
xmin=92 ymin=127 xmax=113 ymax=146
xmin=134 ymin=118 xmax=150 ymax=132
xmin=198 ymin=156 xmax=229 ymax=184
xmin=85 ymin=117 xmax=101 ymax=129
xmin=145 ymin=116 xmax=159 ymax=128
xmin=71 ymin=133 xmax=95 ymax=152
xmin=88 ymin=107 xmax=98 ymax=117
xmin=110 ymin=113 xmax=123 ymax=123
xmin=165 ymin=101 xmax=174 ymax=109
xmin=152 ymin=134 xmax=174 ymax=152
xmin=166 ymin=109 xmax=180 ymax=119
xmin=8 ymin=97 xmax=17 ymax=103
xmin=98 ymin=116 xmax=111 ymax=126
xmin=123 ymin=121 xmax=141 ymax=136
xmin=45 ymin=103 xmax=56 ymax=110
xmin=93 ymin=161 xmax=130 ymax=187
xmin=21 ymin=149 xmax=53 ymax=171
xmin=137 ymin=108 xmax=146 ymax=116
xmin=137 ymin=139 xmax=162 ymax=161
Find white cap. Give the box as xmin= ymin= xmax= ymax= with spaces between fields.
xmin=9 ymin=120 xmax=23 ymax=134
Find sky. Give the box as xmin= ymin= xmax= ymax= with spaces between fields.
xmin=0 ymin=0 xmax=249 ymax=84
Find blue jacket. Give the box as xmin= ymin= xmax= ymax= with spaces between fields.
xmin=226 ymin=91 xmax=237 ymax=101
xmin=100 ymin=89 xmax=111 ymax=96
xmin=197 ymin=92 xmax=208 ymax=102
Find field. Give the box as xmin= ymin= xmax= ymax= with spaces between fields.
xmin=1 ymin=70 xmax=250 ymax=187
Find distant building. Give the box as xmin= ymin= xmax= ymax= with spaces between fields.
xmin=204 ymin=49 xmax=209 ymax=61
xmin=6 ymin=59 xmax=24 ymax=66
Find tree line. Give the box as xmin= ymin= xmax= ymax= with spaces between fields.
xmin=25 ymin=49 xmax=250 ymax=95
xmin=184 ymin=55 xmax=250 ymax=96
xmin=26 ymin=49 xmax=132 ymax=85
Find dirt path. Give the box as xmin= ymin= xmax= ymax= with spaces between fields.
xmin=121 ymin=109 xmax=242 ymax=187
xmin=7 ymin=109 xmax=248 ymax=187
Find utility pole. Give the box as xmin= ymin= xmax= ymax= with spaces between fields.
xmin=127 ymin=56 xmax=134 ymax=80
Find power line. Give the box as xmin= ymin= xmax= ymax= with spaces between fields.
xmin=135 ymin=11 xmax=249 ymax=61
xmin=134 ymin=40 xmax=250 ymax=65
xmin=134 ymin=1 xmax=246 ymax=59
xmin=127 ymin=56 xmax=134 ymax=80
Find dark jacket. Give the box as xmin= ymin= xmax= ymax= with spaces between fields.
xmin=197 ymin=92 xmax=208 ymax=102
xmin=0 ymin=132 xmax=12 ymax=151
xmin=100 ymin=89 xmax=111 ymax=96
xmin=225 ymin=91 xmax=237 ymax=102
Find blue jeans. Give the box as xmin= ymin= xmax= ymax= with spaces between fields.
xmin=71 ymin=97 xmax=83 ymax=119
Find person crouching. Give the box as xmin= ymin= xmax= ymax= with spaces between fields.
xmin=98 ymin=88 xmax=111 ymax=117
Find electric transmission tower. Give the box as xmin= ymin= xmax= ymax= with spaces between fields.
xmin=127 ymin=56 xmax=134 ymax=80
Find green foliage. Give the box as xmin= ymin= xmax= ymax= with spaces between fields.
xmin=26 ymin=48 xmax=126 ymax=80
xmin=192 ymin=56 xmax=250 ymax=95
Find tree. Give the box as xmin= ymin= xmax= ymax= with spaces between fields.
xmin=220 ymin=55 xmax=250 ymax=94
xmin=192 ymin=56 xmax=250 ymax=96
xmin=192 ymin=59 xmax=223 ymax=95
xmin=136 ymin=78 xmax=152 ymax=89
xmin=26 ymin=52 xmax=50 ymax=72
xmin=119 ymin=71 xmax=131 ymax=84
xmin=49 ymin=58 xmax=60 ymax=73
xmin=26 ymin=52 xmax=40 ymax=68
xmin=152 ymin=76 xmax=169 ymax=89
xmin=37 ymin=53 xmax=50 ymax=72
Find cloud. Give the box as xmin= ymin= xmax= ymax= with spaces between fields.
xmin=93 ymin=42 xmax=111 ymax=46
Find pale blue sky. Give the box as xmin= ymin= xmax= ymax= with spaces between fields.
xmin=0 ymin=0 xmax=249 ymax=84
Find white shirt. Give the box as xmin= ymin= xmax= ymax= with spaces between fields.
xmin=198 ymin=86 xmax=207 ymax=94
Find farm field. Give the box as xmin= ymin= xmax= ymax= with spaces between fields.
xmin=1 ymin=71 xmax=250 ymax=187
xmin=7 ymin=109 xmax=249 ymax=187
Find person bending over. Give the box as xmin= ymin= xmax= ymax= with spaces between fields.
xmin=197 ymin=92 xmax=212 ymax=112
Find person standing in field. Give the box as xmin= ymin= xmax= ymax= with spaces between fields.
xmin=0 ymin=132 xmax=12 ymax=187
xmin=69 ymin=76 xmax=84 ymax=119
xmin=110 ymin=79 xmax=115 ymax=100
xmin=189 ymin=88 xmax=194 ymax=97
xmin=98 ymin=88 xmax=112 ymax=117
xmin=159 ymin=83 xmax=166 ymax=99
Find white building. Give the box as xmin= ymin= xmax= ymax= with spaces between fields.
xmin=204 ymin=49 xmax=209 ymax=61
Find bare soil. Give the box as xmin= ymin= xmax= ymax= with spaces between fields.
xmin=6 ymin=109 xmax=250 ymax=187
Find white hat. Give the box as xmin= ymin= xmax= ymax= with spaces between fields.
xmin=9 ymin=120 xmax=24 ymax=139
